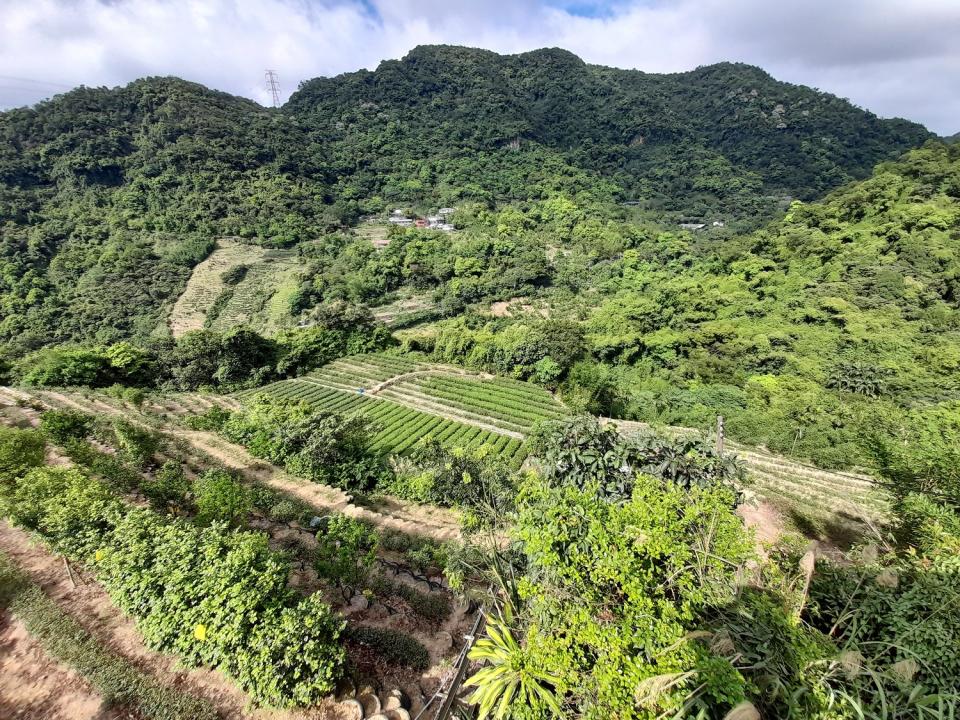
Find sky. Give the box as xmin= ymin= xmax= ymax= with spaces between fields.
xmin=1 ymin=0 xmax=958 ymax=135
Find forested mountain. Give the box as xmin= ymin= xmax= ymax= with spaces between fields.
xmin=0 ymin=44 xmax=935 ymax=355
xmin=290 ymin=45 xmax=931 ymax=216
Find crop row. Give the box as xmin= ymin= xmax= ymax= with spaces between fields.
xmin=407 ymin=378 xmax=564 ymax=425
xmin=244 ymin=381 xmax=525 ymax=464
xmin=419 ymin=374 xmax=564 ymax=411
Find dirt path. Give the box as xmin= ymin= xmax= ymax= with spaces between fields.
xmin=0 ymin=613 xmax=123 ymax=720
xmin=0 ymin=522 xmax=349 ymax=720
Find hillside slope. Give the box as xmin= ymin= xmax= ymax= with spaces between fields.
xmin=289 ymin=45 xmax=931 ymax=215
xmin=0 ymin=46 xmax=934 ymax=352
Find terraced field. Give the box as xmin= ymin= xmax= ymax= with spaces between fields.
xmin=168 ymin=238 xmax=260 ymax=336
xmin=236 ymin=354 xmax=567 ymax=466
xmin=205 ymin=249 xmax=302 ymax=333
xmin=610 ymin=418 xmax=888 ymax=537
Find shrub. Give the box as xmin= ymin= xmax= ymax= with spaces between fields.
xmin=142 ymin=461 xmax=191 ymax=513
xmin=193 ymin=469 xmax=251 ymax=527
xmin=40 ymin=409 xmax=93 ymax=444
xmin=346 ymin=626 xmax=429 ymax=671
xmin=184 ymin=405 xmax=232 ymax=431
xmin=1 ymin=465 xmax=345 ymax=707
xmin=314 ymin=515 xmax=379 ymax=591
xmin=106 ymin=419 xmax=161 ymax=469
xmin=0 ymin=552 xmax=218 ymax=720
xmin=221 ymin=264 xmax=249 ymax=285
xmin=0 ymin=427 xmax=45 ymax=490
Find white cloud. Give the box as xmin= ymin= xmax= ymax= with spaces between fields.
xmin=0 ymin=0 xmax=957 ymax=134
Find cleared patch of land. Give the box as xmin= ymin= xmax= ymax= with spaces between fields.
xmin=169 ymin=239 xmax=302 ymax=337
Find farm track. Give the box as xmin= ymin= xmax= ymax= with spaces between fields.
xmin=2 ymin=388 xmax=461 ymax=542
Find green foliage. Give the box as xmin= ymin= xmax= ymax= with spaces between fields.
xmin=183 ymin=405 xmax=232 ymax=431
xmin=0 ymin=464 xmax=345 ymax=707
xmin=221 ymin=263 xmax=249 ymax=285
xmin=0 ymin=426 xmax=46 ymax=490
xmin=40 ymin=409 xmax=93 ymax=443
xmin=0 ymin=552 xmax=218 ymax=720
xmin=466 ymin=615 xmax=563 ymax=720
xmin=105 ymin=418 xmax=160 ymax=468
xmin=193 ymin=469 xmax=252 ymax=527
xmin=345 ymin=626 xmax=429 ymax=671
xmin=222 ymin=394 xmax=385 ymax=491
xmin=313 ymin=514 xmax=379 ymax=591
xmin=405 ymin=438 xmax=517 ymax=516
xmin=532 ymin=416 xmax=742 ymax=500
xmin=500 ymin=474 xmax=754 ymax=718
xmin=863 ymin=402 xmax=960 ymax=511
xmin=807 ymin=535 xmax=960 ymax=714
xmin=142 ymin=460 xmax=192 ymax=513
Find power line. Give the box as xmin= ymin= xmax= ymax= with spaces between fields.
xmin=264 ymin=69 xmax=280 ymax=108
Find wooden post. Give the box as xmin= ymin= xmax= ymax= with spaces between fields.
xmin=63 ymin=556 xmax=77 ymax=588
xmin=716 ymin=415 xmax=724 ymax=455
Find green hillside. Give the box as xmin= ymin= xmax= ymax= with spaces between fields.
xmin=289 ymin=45 xmax=931 ymax=216
xmin=0 ymin=46 xmax=933 ymax=351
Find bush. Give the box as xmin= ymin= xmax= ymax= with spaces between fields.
xmin=40 ymin=409 xmax=93 ymax=444
xmin=346 ymin=626 xmax=429 ymax=671
xmin=0 ymin=427 xmax=45 ymax=490
xmin=193 ymin=469 xmax=251 ymax=527
xmin=105 ymin=419 xmax=161 ymax=469
xmin=0 ymin=552 xmax=218 ymax=720
xmin=142 ymin=461 xmax=191 ymax=513
xmin=184 ymin=405 xmax=232 ymax=431
xmin=369 ymin=576 xmax=451 ymax=626
xmin=314 ymin=515 xmax=379 ymax=591
xmin=221 ymin=264 xmax=249 ymax=285
xmin=1 ymin=465 xmax=345 ymax=707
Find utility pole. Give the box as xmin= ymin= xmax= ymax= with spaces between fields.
xmin=264 ymin=69 xmax=281 ymax=107
xmin=716 ymin=415 xmax=724 ymax=455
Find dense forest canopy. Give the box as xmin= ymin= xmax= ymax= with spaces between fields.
xmin=0 ymin=45 xmax=934 ymax=353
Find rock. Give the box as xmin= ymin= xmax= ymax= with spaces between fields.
xmin=434 ymin=630 xmax=453 ymax=651
xmin=349 ymin=593 xmax=369 ymax=611
xmin=338 ymin=698 xmax=363 ymax=720
xmin=368 ymin=715 xmax=389 ymax=720
xmin=387 ymin=710 xmax=411 ymax=720
xmin=358 ymin=693 xmax=381 ymax=717
xmin=384 ymin=688 xmax=411 ymax=710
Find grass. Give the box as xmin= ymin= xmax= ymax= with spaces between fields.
xmin=0 ymin=551 xmax=218 ymax=720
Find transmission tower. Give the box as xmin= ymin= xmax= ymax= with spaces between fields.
xmin=264 ymin=70 xmax=281 ymax=107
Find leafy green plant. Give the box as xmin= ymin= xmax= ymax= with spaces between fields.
xmin=0 ymin=552 xmax=218 ymax=720
xmin=142 ymin=460 xmax=191 ymax=513
xmin=40 ymin=409 xmax=93 ymax=444
xmin=346 ymin=626 xmax=429 ymax=671
xmin=314 ymin=515 xmax=379 ymax=593
xmin=1 ymin=464 xmax=346 ymax=707
xmin=465 ymin=615 xmax=563 ymax=720
xmin=193 ymin=469 xmax=251 ymax=527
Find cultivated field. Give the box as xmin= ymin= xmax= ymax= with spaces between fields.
xmin=168 ymin=239 xmax=302 ymax=337
xmin=237 ymin=354 xmax=566 ymax=467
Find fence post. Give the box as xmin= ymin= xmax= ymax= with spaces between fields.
xmin=716 ymin=415 xmax=724 ymax=455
